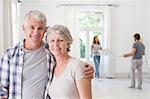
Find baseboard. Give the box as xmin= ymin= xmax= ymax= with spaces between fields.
xmin=114 ymin=73 xmax=129 ymax=78
xmin=114 ymin=72 xmax=150 ymax=79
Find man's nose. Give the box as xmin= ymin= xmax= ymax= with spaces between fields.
xmin=33 ymin=28 xmax=40 ymax=34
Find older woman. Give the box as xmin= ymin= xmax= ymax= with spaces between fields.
xmin=45 ymin=25 xmax=92 ymax=99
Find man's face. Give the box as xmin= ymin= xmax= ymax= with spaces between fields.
xmin=22 ymin=16 xmax=46 ymax=49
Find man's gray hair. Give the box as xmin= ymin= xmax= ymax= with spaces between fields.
xmin=24 ymin=10 xmax=47 ymax=26
xmin=46 ymin=25 xmax=73 ymax=51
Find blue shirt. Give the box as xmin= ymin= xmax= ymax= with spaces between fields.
xmin=0 ymin=40 xmax=56 ymax=99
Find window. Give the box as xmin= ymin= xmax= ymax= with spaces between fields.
xmin=79 ymin=11 xmax=104 ymax=61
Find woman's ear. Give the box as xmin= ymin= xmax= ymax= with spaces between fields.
xmin=67 ymin=44 xmax=70 ymax=52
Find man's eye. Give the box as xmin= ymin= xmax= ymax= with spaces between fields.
xmin=38 ymin=28 xmax=44 ymax=30
xmin=30 ymin=27 xmax=35 ymax=29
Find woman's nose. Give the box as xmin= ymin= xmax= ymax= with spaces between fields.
xmin=53 ymin=41 xmax=59 ymax=46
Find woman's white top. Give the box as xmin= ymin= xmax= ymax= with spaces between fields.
xmin=91 ymin=44 xmax=102 ymax=56
xmin=48 ymin=57 xmax=84 ymax=99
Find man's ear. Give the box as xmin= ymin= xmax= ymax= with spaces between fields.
xmin=22 ymin=25 xmax=25 ymax=31
xmin=45 ymin=26 xmax=49 ymax=32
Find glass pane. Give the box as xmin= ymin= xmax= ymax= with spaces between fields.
xmin=79 ymin=12 xmax=103 ymax=28
xmin=79 ymin=31 xmax=103 ymax=60
xmin=79 ymin=31 xmax=86 ymax=58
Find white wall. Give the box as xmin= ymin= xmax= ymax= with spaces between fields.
xmin=20 ymin=1 xmax=65 ymax=26
xmin=111 ymin=1 xmax=148 ymax=74
xmin=147 ymin=1 xmax=150 ymax=74
xmin=20 ymin=0 xmax=150 ymax=75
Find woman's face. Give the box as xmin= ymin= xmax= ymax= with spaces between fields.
xmin=47 ymin=30 xmax=69 ymax=57
xmin=95 ymin=37 xmax=99 ymax=42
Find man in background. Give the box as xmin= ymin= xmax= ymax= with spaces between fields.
xmin=123 ymin=33 xmax=145 ymax=90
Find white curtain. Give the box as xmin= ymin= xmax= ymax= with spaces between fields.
xmin=0 ymin=0 xmax=3 ymax=56
xmin=0 ymin=0 xmax=13 ymax=55
xmin=103 ymin=7 xmax=114 ymax=78
xmin=63 ymin=5 xmax=80 ymax=58
xmin=12 ymin=0 xmax=21 ymax=46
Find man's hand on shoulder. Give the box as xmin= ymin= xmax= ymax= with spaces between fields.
xmin=83 ymin=64 xmax=94 ymax=80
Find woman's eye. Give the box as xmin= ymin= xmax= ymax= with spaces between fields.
xmin=50 ymin=40 xmax=54 ymax=42
xmin=60 ymin=40 xmax=64 ymax=42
